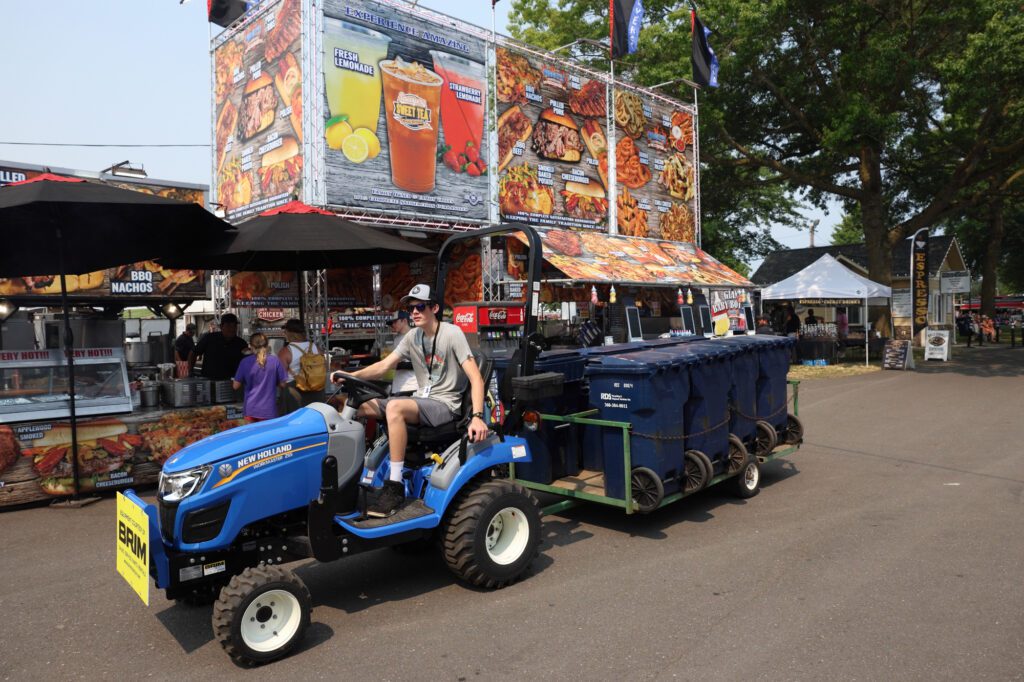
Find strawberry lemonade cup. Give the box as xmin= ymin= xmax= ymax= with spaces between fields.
xmin=380 ymin=57 xmax=444 ymax=193
xmin=429 ymin=50 xmax=486 ymax=157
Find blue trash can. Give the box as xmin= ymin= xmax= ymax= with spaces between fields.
xmin=584 ymin=351 xmax=684 ymax=500
xmin=577 ymin=341 xmax=646 ymax=357
xmin=755 ymin=337 xmax=795 ymax=433
xmin=492 ymin=349 xmax=588 ymax=484
xmin=668 ymin=342 xmax=737 ymax=474
xmin=714 ymin=337 xmax=761 ymax=445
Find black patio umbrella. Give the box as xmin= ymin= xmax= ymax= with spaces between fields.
xmin=159 ymin=200 xmax=433 ymax=324
xmin=160 ymin=200 xmax=433 ymax=271
xmin=0 ymin=173 xmax=235 ymax=498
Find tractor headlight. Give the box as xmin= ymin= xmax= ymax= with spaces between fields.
xmin=159 ymin=465 xmax=212 ymax=503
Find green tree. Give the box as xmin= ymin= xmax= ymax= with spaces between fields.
xmin=831 ymin=206 xmax=864 ymax=245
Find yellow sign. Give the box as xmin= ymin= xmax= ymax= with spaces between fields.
xmin=116 ymin=492 xmax=150 ymax=605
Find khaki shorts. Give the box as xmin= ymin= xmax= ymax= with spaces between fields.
xmin=376 ymin=397 xmax=459 ymax=428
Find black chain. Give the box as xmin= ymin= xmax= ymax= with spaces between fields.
xmin=632 ymin=414 xmax=730 ymax=442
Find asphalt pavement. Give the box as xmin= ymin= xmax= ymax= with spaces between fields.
xmin=2 ymin=344 xmax=1023 ymax=680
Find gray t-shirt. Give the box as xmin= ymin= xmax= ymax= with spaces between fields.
xmin=394 ymin=322 xmax=474 ymax=413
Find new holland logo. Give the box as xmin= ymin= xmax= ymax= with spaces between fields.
xmin=218 ymin=462 xmax=233 ymax=477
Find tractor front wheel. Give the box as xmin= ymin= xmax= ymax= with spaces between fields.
xmin=212 ymin=565 xmax=311 ymax=666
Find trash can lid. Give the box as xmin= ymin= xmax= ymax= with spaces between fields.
xmin=584 ymin=351 xmax=673 ymax=375
xmin=577 ymin=342 xmax=646 ymax=356
xmin=672 ymin=341 xmax=737 ymax=361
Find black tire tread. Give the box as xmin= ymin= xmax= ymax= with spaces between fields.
xmin=441 ymin=478 xmax=540 ymax=590
xmin=211 ymin=564 xmax=312 ymax=666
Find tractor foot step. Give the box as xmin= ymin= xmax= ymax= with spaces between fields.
xmin=346 ymin=499 xmax=434 ymax=529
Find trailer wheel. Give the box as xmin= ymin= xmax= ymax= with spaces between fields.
xmin=753 ymin=420 xmax=778 ymax=457
xmin=783 ymin=413 xmax=804 ymax=445
xmin=212 ymin=565 xmax=311 ymax=667
xmin=682 ymin=450 xmax=710 ymax=493
xmin=442 ymin=479 xmax=541 ymax=589
xmin=630 ymin=467 xmax=664 ymax=513
xmin=726 ymin=435 xmax=750 ymax=475
xmin=732 ymin=458 xmax=761 ymax=499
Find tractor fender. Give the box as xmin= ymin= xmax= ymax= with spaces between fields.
xmin=423 ymin=435 xmax=531 ymax=511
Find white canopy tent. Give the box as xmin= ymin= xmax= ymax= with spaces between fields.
xmin=760 ymin=253 xmax=892 ymax=365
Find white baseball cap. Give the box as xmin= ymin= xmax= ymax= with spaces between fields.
xmin=400 ymin=283 xmax=435 ymax=305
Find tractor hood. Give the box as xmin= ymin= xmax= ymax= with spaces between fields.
xmin=162 ymin=407 xmax=329 ymax=474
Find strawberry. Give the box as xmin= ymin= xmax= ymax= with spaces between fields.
xmin=443 ymin=150 xmax=459 ymax=171
xmin=465 ymin=145 xmax=480 ymax=163
xmin=466 ymin=164 xmax=482 ymax=177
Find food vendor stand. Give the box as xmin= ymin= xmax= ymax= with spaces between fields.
xmin=760 ymin=253 xmax=892 ymax=366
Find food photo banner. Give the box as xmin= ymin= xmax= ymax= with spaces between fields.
xmin=214 ymin=0 xmax=697 ymax=238
xmin=321 ymin=0 xmax=491 ymax=221
xmin=213 ymin=0 xmax=304 ymax=222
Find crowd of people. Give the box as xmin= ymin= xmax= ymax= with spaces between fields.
xmin=955 ymin=310 xmax=1014 ymax=347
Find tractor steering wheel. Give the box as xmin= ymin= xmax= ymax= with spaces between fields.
xmin=331 ymin=372 xmax=389 ymax=408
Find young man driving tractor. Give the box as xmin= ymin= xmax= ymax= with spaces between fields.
xmin=330 ymin=284 xmax=489 ymax=517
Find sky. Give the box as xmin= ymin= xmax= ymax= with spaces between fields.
xmin=0 ymin=0 xmax=824 ymax=267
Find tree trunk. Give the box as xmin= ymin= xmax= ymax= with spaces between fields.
xmin=981 ymin=196 xmax=1004 ymax=317
xmin=858 ymin=144 xmax=893 ymax=333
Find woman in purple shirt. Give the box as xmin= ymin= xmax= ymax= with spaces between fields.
xmin=232 ymin=333 xmax=287 ymax=422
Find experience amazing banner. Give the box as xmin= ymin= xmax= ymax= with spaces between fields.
xmin=321 ymin=0 xmax=490 ymax=221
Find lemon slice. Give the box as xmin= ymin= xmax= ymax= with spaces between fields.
xmin=326 ymin=120 xmax=353 ymax=150
xmin=342 ymin=133 xmax=369 ymax=164
xmin=352 ymin=128 xmax=381 ymax=159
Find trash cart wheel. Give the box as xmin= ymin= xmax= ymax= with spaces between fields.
xmin=442 ymin=479 xmax=541 ymax=589
xmin=212 ymin=565 xmax=312 ymax=667
xmin=682 ymin=450 xmax=710 ymax=493
xmin=630 ymin=466 xmax=664 ymax=513
xmin=731 ymin=457 xmax=761 ymax=499
xmin=726 ymin=434 xmax=750 ymax=475
xmin=783 ymin=413 xmax=804 ymax=445
xmin=753 ymin=420 xmax=778 ymax=458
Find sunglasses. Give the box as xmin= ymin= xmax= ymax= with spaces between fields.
xmin=407 ymin=303 xmax=429 ymax=313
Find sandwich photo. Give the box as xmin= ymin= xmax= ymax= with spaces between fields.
xmin=239 ymin=72 xmax=278 ymax=141
xmin=497 ymin=105 xmax=533 ymax=173
xmin=258 ymin=136 xmax=302 ymax=198
xmin=531 ymin=108 xmax=583 ymax=162
xmin=273 ymin=52 xmax=303 ymax=143
xmin=560 ymin=180 xmax=608 ymax=222
xmin=28 ymin=419 xmax=140 ymax=495
xmin=215 ymin=100 xmax=239 ymax=173
xmin=580 ymin=119 xmax=608 ymax=185
xmin=499 ymin=163 xmax=554 ymax=217
xmin=0 ymin=272 xmax=104 ymax=296
xmin=569 ymin=80 xmax=605 ymax=118
xmin=0 ymin=426 xmax=19 ymax=478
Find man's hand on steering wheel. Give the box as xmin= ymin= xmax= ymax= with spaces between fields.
xmin=467 ymin=413 xmax=489 ymax=443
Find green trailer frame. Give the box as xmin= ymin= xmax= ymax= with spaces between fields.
xmin=509 ymin=380 xmax=802 ymax=516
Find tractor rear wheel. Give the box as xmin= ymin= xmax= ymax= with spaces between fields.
xmin=441 ymin=479 xmax=541 ymax=589
xmin=212 ymin=565 xmax=311 ymax=666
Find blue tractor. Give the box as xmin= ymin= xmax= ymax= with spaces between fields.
xmin=122 ymin=225 xmax=560 ymax=665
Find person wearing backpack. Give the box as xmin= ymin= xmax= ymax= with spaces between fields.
xmin=277 ymin=318 xmax=326 ymax=413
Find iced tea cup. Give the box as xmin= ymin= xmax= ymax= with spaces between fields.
xmin=323 ymin=18 xmax=391 ymax=131
xmin=380 ymin=59 xmax=444 ymax=193
xmin=429 ymin=50 xmax=487 ymax=156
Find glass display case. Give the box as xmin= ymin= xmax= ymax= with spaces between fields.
xmin=0 ymin=348 xmax=132 ymax=424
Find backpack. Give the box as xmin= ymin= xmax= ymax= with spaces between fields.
xmin=292 ymin=343 xmax=326 ymax=392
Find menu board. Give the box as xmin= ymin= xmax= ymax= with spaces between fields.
xmin=213 ymin=0 xmax=304 ymax=222
xmin=231 ymin=268 xmax=374 ymax=308
xmin=0 ymin=406 xmax=246 ymax=508
xmin=496 ymin=46 xmax=609 ymax=231
xmin=612 ymin=87 xmax=698 ymax=242
xmin=882 ymin=339 xmax=912 ymax=370
xmin=322 ymin=0 xmax=490 ymax=221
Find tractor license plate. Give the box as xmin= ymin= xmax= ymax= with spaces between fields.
xmin=116 ymin=492 xmax=150 ymax=605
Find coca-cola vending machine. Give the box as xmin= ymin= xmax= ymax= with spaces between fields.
xmin=451 ymin=302 xmax=526 ymax=360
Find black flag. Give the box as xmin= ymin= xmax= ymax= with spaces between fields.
xmin=691 ymin=10 xmax=720 ymax=88
xmin=611 ymin=0 xmax=645 ymax=59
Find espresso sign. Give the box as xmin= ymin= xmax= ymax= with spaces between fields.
xmin=911 ymin=229 xmax=929 ymax=337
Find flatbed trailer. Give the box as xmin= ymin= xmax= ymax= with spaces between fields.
xmin=511 ymin=380 xmax=802 ymax=516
